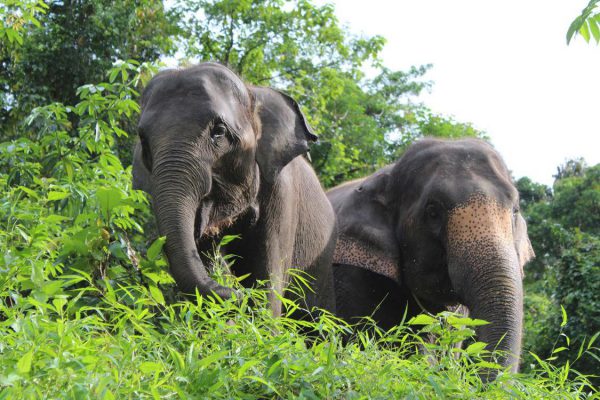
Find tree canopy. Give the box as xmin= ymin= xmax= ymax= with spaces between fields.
xmin=517 ymin=162 xmax=600 ymax=380
xmin=1 ymin=0 xmax=177 ymax=136
xmin=176 ymin=0 xmax=485 ymax=185
xmin=1 ymin=0 xmax=485 ymax=186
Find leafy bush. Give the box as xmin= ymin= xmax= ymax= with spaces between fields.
xmin=518 ymin=164 xmax=600 ymax=384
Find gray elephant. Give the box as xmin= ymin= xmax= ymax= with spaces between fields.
xmin=132 ymin=63 xmax=336 ymax=316
xmin=328 ymin=138 xmax=534 ymax=373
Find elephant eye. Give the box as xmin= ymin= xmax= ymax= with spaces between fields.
xmin=211 ymin=122 xmax=228 ymax=141
xmin=426 ymin=203 xmax=441 ymax=219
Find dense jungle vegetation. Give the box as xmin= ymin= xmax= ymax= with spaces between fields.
xmin=1 ymin=1 xmax=598 ymax=398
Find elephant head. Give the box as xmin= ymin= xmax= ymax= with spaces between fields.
xmin=132 ymin=63 xmax=316 ymax=299
xmin=332 ymin=138 xmax=534 ymax=374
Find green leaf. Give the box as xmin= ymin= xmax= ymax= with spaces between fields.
xmin=587 ymin=331 xmax=600 ymax=349
xmin=142 ymin=272 xmax=161 ymax=283
xmin=588 ymin=18 xmax=600 ymax=42
xmin=47 ymin=191 xmax=70 ymax=201
xmin=147 ymin=236 xmax=166 ymax=260
xmin=220 ymin=234 xmax=241 ymax=246
xmin=139 ymin=362 xmax=163 ymax=374
xmin=108 ymin=242 xmax=128 ymax=260
xmin=52 ymin=297 xmax=68 ymax=313
xmin=18 ymin=186 xmax=40 ymax=199
xmin=552 ymin=346 xmax=568 ymax=354
xmin=196 ymin=351 xmax=228 ymax=368
xmin=169 ymin=348 xmax=185 ymax=371
xmin=0 ymin=373 xmax=21 ymax=386
xmin=109 ymin=68 xmax=119 ymax=83
xmin=475 ymin=361 xmax=502 ymax=370
xmin=580 ymin=20 xmax=591 ymax=42
xmin=560 ymin=305 xmax=568 ymax=327
xmin=96 ymin=187 xmax=123 ymax=221
xmin=447 ymin=316 xmax=490 ymax=327
xmin=466 ymin=341 xmax=488 ymax=356
xmin=408 ymin=314 xmax=436 ymax=325
xmin=17 ymin=351 xmax=34 ymax=374
xmin=237 ymin=359 xmax=261 ymax=379
xmin=148 ymin=284 xmax=165 ymax=305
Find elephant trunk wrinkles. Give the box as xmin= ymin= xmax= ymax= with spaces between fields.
xmin=447 ymin=195 xmax=523 ymax=377
xmin=152 ymin=148 xmax=233 ymax=298
xmin=453 ymin=249 xmax=523 ymax=373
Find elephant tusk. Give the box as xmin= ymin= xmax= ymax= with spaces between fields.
xmin=411 ymin=291 xmax=433 ymax=315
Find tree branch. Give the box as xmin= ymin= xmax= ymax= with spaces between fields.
xmin=223 ymin=16 xmax=235 ymax=66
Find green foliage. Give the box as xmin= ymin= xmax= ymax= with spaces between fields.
xmin=0 ymin=1 xmax=48 ymax=46
xmin=1 ymin=283 xmax=596 ymax=398
xmin=2 ymin=0 xmax=486 ymax=186
xmin=177 ymin=0 xmax=485 ymax=186
xmin=1 ymin=60 xmax=158 ymax=302
xmin=516 ymin=177 xmax=552 ymax=211
xmin=0 ymin=0 xmax=177 ymax=136
xmin=552 ymin=233 xmax=600 ymax=376
xmin=552 ymin=164 xmax=600 ymax=236
xmin=518 ymin=161 xmax=600 ymax=383
xmin=567 ymin=0 xmax=600 ymax=44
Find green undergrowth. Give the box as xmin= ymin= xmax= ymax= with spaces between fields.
xmin=1 ymin=61 xmax=598 ymax=399
xmin=0 ymin=275 xmax=597 ymax=399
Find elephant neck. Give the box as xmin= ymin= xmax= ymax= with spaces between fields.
xmin=333 ymin=235 xmax=400 ymax=283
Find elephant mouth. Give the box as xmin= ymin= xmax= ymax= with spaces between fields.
xmin=193 ymin=201 xmax=258 ymax=241
xmin=413 ymin=287 xmax=460 ymax=307
xmin=194 ymin=169 xmax=260 ymax=241
xmin=201 ymin=216 xmax=238 ymax=238
xmin=409 ymin=265 xmax=460 ymax=306
xmin=193 ymin=205 xmax=236 ymax=240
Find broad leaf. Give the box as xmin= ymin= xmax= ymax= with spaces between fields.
xmin=147 ymin=236 xmax=166 ymax=261
xmin=96 ymin=187 xmax=123 ymax=222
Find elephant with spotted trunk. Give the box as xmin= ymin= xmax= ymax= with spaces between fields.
xmin=132 ymin=63 xmax=336 ymax=316
xmin=328 ymin=138 xmax=534 ymax=374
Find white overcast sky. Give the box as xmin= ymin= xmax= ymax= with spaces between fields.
xmin=319 ymin=0 xmax=600 ymax=186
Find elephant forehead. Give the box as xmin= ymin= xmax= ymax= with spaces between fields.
xmin=143 ymin=71 xmax=252 ymax=132
xmin=447 ymin=193 xmax=513 ymax=244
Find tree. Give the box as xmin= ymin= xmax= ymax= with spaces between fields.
xmin=1 ymin=0 xmax=178 ymax=137
xmin=177 ymin=0 xmax=484 ymax=186
xmin=552 ymin=163 xmax=600 ymax=236
xmin=518 ymin=161 xmax=600 ymax=380
xmin=516 ymin=176 xmax=552 ymax=210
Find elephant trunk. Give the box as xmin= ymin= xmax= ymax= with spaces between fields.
xmin=447 ymin=195 xmax=523 ymax=378
xmin=450 ymin=248 xmax=523 ymax=372
xmin=152 ymin=147 xmax=234 ymax=299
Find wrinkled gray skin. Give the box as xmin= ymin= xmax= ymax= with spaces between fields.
xmin=133 ymin=63 xmax=336 ymax=316
xmin=328 ymin=138 xmax=534 ymax=377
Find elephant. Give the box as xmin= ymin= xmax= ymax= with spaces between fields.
xmin=328 ymin=138 xmax=534 ymax=374
xmin=132 ymin=63 xmax=336 ymax=316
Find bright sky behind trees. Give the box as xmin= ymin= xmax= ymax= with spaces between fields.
xmin=323 ymin=0 xmax=600 ymax=185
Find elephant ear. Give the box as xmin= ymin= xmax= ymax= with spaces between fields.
xmin=132 ymin=140 xmax=153 ymax=194
xmin=251 ymin=87 xmax=318 ymax=183
xmin=334 ymin=169 xmax=401 ymax=283
xmin=514 ymin=212 xmax=535 ymax=278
